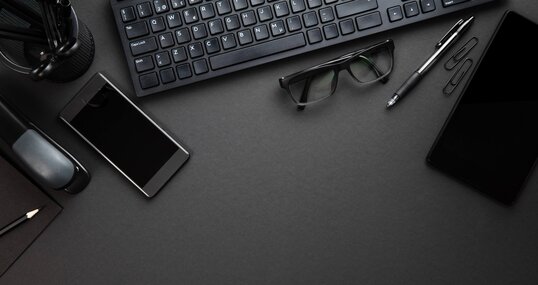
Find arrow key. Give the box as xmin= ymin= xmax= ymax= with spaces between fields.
xmin=387 ymin=6 xmax=403 ymax=22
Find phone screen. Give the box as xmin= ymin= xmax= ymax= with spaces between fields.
xmin=427 ymin=11 xmax=538 ymax=204
xmin=61 ymin=74 xmax=190 ymax=197
xmin=70 ymin=84 xmax=179 ymax=188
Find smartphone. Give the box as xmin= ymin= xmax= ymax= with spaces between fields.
xmin=59 ymin=73 xmax=189 ymax=198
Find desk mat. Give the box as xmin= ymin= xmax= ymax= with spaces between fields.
xmin=0 ymin=155 xmax=62 ymax=277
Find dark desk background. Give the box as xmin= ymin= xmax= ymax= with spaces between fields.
xmin=1 ymin=0 xmax=538 ymax=284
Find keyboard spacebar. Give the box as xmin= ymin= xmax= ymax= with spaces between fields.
xmin=210 ymin=33 xmax=306 ymax=70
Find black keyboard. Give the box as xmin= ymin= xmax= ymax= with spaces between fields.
xmin=111 ymin=0 xmax=496 ymax=97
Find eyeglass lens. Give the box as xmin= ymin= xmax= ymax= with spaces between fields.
xmin=349 ymin=46 xmax=392 ymax=83
xmin=289 ymin=70 xmax=337 ymax=105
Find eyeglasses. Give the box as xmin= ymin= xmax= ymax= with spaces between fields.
xmin=279 ymin=39 xmax=395 ymax=110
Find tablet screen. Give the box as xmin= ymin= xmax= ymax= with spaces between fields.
xmin=427 ymin=11 xmax=538 ymax=204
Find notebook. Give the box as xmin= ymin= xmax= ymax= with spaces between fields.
xmin=0 ymin=154 xmax=62 ymax=277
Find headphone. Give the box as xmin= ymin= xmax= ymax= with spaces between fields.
xmin=0 ymin=0 xmax=95 ymax=82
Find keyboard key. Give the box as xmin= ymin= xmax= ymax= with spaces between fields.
xmin=183 ymin=7 xmax=199 ymax=24
xmin=192 ymin=23 xmax=208 ymax=39
xmin=121 ymin=7 xmax=136 ymax=22
xmin=200 ymin=4 xmax=216 ymax=19
xmin=258 ymin=6 xmax=273 ymax=22
xmin=290 ymin=0 xmax=306 ymax=13
xmin=135 ymin=55 xmax=155 ymax=72
xmin=241 ymin=10 xmax=257 ymax=26
xmin=323 ymin=23 xmax=338 ymax=40
xmin=270 ymin=20 xmax=285 ymax=36
xmin=339 ymin=18 xmax=355 ymax=35
xmin=387 ymin=6 xmax=403 ymax=22
xmin=125 ymin=22 xmax=149 ymax=39
xmin=216 ymin=0 xmax=232 ymax=15
xmin=319 ymin=7 xmax=334 ymax=23
xmin=193 ymin=59 xmax=209 ymax=74
xmin=130 ymin=37 xmax=158 ymax=56
xmin=171 ymin=0 xmax=186 ymax=9
xmin=172 ymin=47 xmax=188 ymax=62
xmin=356 ymin=12 xmax=382 ymax=30
xmin=324 ymin=0 xmax=337 ymax=4
xmin=221 ymin=33 xmax=237 ymax=49
xmin=250 ymin=0 xmax=265 ymax=6
xmin=303 ymin=11 xmax=318 ymax=28
xmin=154 ymin=0 xmax=169 ymax=14
xmin=286 ymin=15 xmax=302 ymax=32
xmin=274 ymin=2 xmax=290 ymax=18
xmin=139 ymin=74 xmax=159 ymax=89
xmin=137 ymin=2 xmax=153 ymax=18
xmin=150 ymin=17 xmax=166 ymax=32
xmin=232 ymin=0 xmax=248 ymax=10
xmin=205 ymin=38 xmax=221 ymax=53
xmin=140 ymin=72 xmax=159 ymax=89
xmin=404 ymin=2 xmax=419 ymax=18
xmin=210 ymin=33 xmax=305 ymax=70
xmin=442 ymin=0 xmax=469 ymax=7
xmin=188 ymin=42 xmax=204 ymax=58
xmin=336 ymin=0 xmax=378 ymax=19
xmin=225 ymin=15 xmax=241 ymax=30
xmin=306 ymin=0 xmax=321 ymax=9
xmin=420 ymin=0 xmax=436 ymax=13
xmin=176 ymin=64 xmax=192 ymax=79
xmin=155 ymin=51 xmax=171 ymax=66
xmin=238 ymin=29 xmax=253 ymax=45
xmin=160 ymin=68 xmax=176 ymax=84
xmin=159 ymin=32 xmax=175 ymax=48
xmin=306 ymin=28 xmax=322 ymax=44
xmin=209 ymin=19 xmax=225 ymax=35
xmin=175 ymin=28 xmax=191 ymax=44
xmin=166 ymin=12 xmax=182 ymax=28
xmin=254 ymin=24 xmax=269 ymax=40
xmin=189 ymin=0 xmax=202 ymax=4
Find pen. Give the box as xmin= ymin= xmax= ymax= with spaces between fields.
xmin=386 ymin=16 xmax=475 ymax=109
xmin=0 ymin=207 xmax=41 ymax=237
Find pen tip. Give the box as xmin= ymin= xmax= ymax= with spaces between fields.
xmin=386 ymin=97 xmax=397 ymax=109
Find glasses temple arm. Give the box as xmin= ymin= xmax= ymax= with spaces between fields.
xmin=297 ymin=77 xmax=313 ymax=111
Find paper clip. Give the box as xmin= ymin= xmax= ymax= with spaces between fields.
xmin=444 ymin=37 xmax=478 ymax=70
xmin=443 ymin=58 xmax=473 ymax=96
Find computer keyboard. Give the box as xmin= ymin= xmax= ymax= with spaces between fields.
xmin=111 ymin=0 xmax=496 ymax=97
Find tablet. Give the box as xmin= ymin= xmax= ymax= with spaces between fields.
xmin=427 ymin=11 xmax=538 ymax=204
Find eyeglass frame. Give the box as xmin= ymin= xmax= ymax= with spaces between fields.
xmin=279 ymin=39 xmax=395 ymax=108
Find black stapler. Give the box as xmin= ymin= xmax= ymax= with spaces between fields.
xmin=0 ymin=96 xmax=89 ymax=193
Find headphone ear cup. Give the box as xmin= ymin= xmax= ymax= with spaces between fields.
xmin=45 ymin=21 xmax=95 ymax=82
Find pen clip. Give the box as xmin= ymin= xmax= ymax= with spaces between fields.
xmin=436 ymin=19 xmax=463 ymax=48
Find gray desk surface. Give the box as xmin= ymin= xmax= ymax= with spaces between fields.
xmin=1 ymin=0 xmax=538 ymax=284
